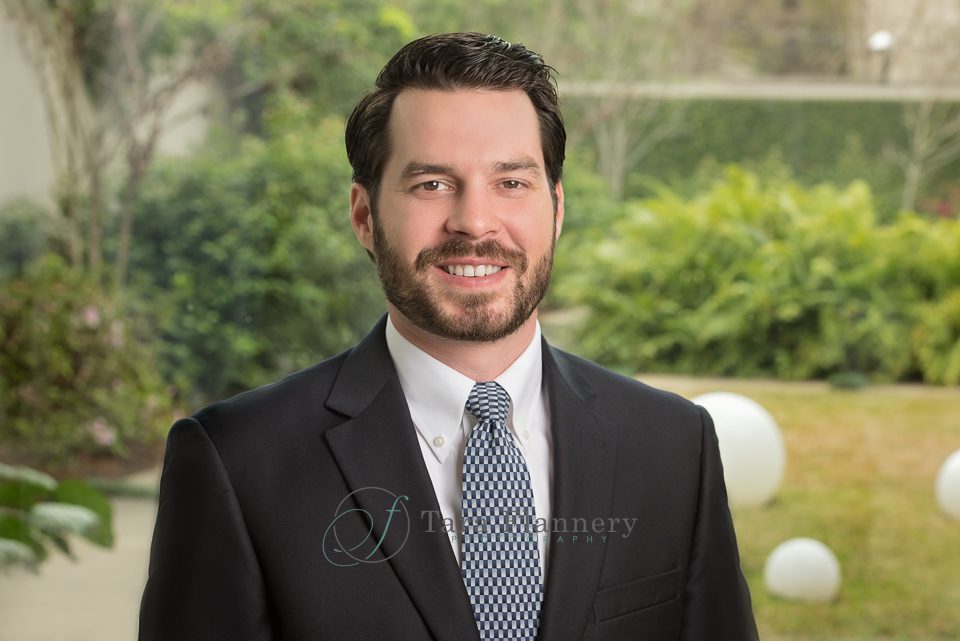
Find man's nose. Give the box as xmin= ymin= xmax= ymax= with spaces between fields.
xmin=446 ymin=185 xmax=500 ymax=239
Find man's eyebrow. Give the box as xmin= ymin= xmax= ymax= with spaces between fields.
xmin=400 ymin=159 xmax=543 ymax=179
xmin=400 ymin=161 xmax=455 ymax=179
xmin=493 ymin=158 xmax=542 ymax=173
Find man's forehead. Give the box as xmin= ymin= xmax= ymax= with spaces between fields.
xmin=384 ymin=88 xmax=544 ymax=168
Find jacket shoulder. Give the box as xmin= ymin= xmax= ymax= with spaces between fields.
xmin=551 ymin=347 xmax=700 ymax=414
xmin=190 ymin=347 xmax=354 ymax=439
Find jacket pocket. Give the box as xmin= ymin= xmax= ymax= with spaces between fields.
xmin=593 ymin=567 xmax=683 ymax=623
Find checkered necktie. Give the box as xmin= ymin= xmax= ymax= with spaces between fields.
xmin=461 ymin=381 xmax=543 ymax=641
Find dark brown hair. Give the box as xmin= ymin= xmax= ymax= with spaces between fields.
xmin=345 ymin=32 xmax=565 ymax=206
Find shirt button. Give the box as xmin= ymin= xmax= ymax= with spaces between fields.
xmin=433 ymin=436 xmax=445 ymax=448
xmin=523 ymin=430 xmax=530 ymax=440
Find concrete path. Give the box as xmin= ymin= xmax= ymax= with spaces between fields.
xmin=0 ymin=472 xmax=160 ymax=641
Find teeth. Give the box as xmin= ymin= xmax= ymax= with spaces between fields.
xmin=444 ymin=265 xmax=502 ymax=277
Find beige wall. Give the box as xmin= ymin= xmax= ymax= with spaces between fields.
xmin=0 ymin=11 xmax=56 ymax=208
xmin=861 ymin=0 xmax=960 ymax=84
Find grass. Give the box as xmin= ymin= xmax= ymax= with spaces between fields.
xmin=642 ymin=375 xmax=960 ymax=641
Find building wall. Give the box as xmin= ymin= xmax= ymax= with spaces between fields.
xmin=0 ymin=11 xmax=56 ymax=208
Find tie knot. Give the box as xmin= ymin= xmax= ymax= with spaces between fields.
xmin=465 ymin=381 xmax=511 ymax=424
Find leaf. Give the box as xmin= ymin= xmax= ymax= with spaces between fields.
xmin=28 ymin=503 xmax=101 ymax=538
xmin=42 ymin=532 xmax=74 ymax=560
xmin=0 ymin=514 xmax=46 ymax=563
xmin=0 ymin=480 xmax=49 ymax=512
xmin=0 ymin=537 xmax=38 ymax=570
xmin=54 ymin=480 xmax=114 ymax=547
xmin=0 ymin=463 xmax=57 ymax=491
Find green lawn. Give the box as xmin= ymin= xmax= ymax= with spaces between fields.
xmin=643 ymin=375 xmax=960 ymax=641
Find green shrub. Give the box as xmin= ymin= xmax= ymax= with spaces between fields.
xmin=0 ymin=255 xmax=175 ymax=464
xmin=912 ymin=291 xmax=960 ymax=385
xmin=128 ymin=106 xmax=383 ymax=403
xmin=555 ymin=166 xmax=959 ymax=383
xmin=0 ymin=199 xmax=58 ymax=282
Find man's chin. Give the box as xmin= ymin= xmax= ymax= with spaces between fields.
xmin=411 ymin=303 xmax=529 ymax=343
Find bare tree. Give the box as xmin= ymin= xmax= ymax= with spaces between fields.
xmin=542 ymin=0 xmax=694 ymax=201
xmin=892 ymin=100 xmax=960 ymax=212
xmin=871 ymin=0 xmax=960 ymax=211
xmin=2 ymin=0 xmax=234 ymax=291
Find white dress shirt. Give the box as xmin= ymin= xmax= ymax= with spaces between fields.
xmin=385 ymin=315 xmax=554 ymax=582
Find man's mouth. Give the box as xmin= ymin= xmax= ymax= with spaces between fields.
xmin=441 ymin=264 xmax=505 ymax=278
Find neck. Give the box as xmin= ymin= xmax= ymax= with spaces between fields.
xmin=387 ymin=305 xmax=538 ymax=381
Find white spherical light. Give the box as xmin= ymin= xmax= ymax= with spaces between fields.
xmin=936 ymin=448 xmax=960 ymax=519
xmin=867 ymin=30 xmax=894 ymax=53
xmin=692 ymin=392 xmax=785 ymax=508
xmin=764 ymin=538 xmax=841 ymax=602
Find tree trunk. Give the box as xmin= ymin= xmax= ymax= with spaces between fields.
xmin=901 ymin=160 xmax=923 ymax=213
xmin=113 ymin=151 xmax=146 ymax=294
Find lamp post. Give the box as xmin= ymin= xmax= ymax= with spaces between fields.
xmin=867 ymin=30 xmax=894 ymax=83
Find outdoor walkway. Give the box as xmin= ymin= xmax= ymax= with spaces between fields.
xmin=0 ymin=470 xmax=160 ymax=641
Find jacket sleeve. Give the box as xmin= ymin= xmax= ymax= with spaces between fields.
xmin=679 ymin=407 xmax=759 ymax=640
xmin=139 ymin=416 xmax=274 ymax=641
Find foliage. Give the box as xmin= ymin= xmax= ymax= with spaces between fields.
xmin=0 ymin=255 xmax=175 ymax=464
xmin=913 ymin=290 xmax=960 ymax=385
xmin=555 ymin=166 xmax=960 ymax=383
xmin=0 ymin=462 xmax=113 ymax=571
xmin=0 ymin=199 xmax=59 ymax=282
xmin=229 ymin=0 xmax=416 ymax=127
xmin=128 ymin=101 xmax=383 ymax=403
xmin=567 ymin=98 xmax=959 ymax=220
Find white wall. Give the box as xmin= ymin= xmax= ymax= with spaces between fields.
xmin=0 ymin=11 xmax=56 ymax=208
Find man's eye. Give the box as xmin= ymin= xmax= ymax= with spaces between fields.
xmin=502 ymin=180 xmax=523 ymax=189
xmin=419 ymin=180 xmax=449 ymax=192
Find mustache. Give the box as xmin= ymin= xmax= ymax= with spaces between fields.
xmin=415 ymin=238 xmax=528 ymax=274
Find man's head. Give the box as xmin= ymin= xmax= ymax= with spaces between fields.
xmin=346 ymin=34 xmax=566 ymax=343
xmin=345 ymin=32 xmax=565 ymax=209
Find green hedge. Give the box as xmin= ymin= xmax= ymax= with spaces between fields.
xmin=565 ymin=98 xmax=959 ymax=219
xmin=554 ymin=166 xmax=960 ymax=383
xmin=128 ymin=104 xmax=383 ymax=403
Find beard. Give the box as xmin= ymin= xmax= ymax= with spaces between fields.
xmin=371 ymin=218 xmax=555 ymax=342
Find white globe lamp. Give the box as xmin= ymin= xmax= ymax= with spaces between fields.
xmin=867 ymin=30 xmax=894 ymax=53
xmin=936 ymin=448 xmax=960 ymax=519
xmin=692 ymin=392 xmax=785 ymax=508
xmin=764 ymin=538 xmax=841 ymax=602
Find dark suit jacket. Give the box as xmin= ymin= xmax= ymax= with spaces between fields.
xmin=139 ymin=316 xmax=758 ymax=640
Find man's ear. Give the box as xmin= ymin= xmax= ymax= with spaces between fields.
xmin=350 ymin=183 xmax=375 ymax=255
xmin=554 ymin=181 xmax=565 ymax=240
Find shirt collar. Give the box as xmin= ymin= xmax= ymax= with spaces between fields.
xmin=384 ymin=315 xmax=543 ymax=463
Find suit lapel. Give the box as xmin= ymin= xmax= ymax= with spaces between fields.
xmin=323 ymin=319 xmax=619 ymax=641
xmin=324 ymin=317 xmax=480 ymax=641
xmin=536 ymin=344 xmax=619 ymax=641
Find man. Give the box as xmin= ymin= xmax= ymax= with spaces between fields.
xmin=139 ymin=32 xmax=758 ymax=640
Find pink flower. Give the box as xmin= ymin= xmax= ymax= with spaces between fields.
xmin=81 ymin=305 xmax=101 ymax=329
xmin=87 ymin=418 xmax=117 ymax=447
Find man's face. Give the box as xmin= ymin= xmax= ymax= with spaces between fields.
xmin=351 ymin=89 xmax=564 ymax=342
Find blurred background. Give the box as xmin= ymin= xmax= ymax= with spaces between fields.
xmin=0 ymin=1 xmax=958 ymax=639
